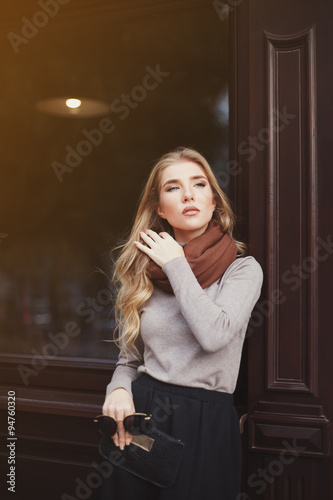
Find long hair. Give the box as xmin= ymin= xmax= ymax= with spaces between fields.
xmin=112 ymin=147 xmax=246 ymax=358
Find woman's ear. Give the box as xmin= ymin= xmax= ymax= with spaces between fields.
xmin=156 ymin=206 xmax=166 ymax=219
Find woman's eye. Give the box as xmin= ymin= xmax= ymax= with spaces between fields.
xmin=166 ymin=186 xmax=179 ymax=192
xmin=195 ymin=182 xmax=206 ymax=188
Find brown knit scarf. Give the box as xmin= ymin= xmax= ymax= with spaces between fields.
xmin=147 ymin=220 xmax=238 ymax=293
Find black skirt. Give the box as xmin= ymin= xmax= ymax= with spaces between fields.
xmin=98 ymin=374 xmax=241 ymax=500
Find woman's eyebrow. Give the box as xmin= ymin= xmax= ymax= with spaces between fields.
xmin=162 ymin=175 xmax=207 ymax=188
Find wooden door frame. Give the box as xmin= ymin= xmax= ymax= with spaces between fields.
xmin=237 ymin=1 xmax=332 ymax=498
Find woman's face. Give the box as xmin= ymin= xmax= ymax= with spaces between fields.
xmin=157 ymin=161 xmax=216 ymax=243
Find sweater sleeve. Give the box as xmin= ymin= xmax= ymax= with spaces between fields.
xmin=161 ymin=256 xmax=263 ymax=353
xmin=105 ymin=334 xmax=144 ymax=397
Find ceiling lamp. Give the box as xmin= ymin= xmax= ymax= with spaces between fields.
xmin=65 ymin=98 xmax=82 ymax=109
xmin=36 ymin=97 xmax=110 ymax=118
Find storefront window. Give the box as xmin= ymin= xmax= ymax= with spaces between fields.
xmin=0 ymin=4 xmax=229 ymax=359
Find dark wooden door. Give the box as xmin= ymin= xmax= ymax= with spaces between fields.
xmin=239 ymin=0 xmax=333 ymax=498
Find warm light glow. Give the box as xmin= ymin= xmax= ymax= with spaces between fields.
xmin=36 ymin=97 xmax=111 ymax=118
xmin=65 ymin=98 xmax=82 ymax=109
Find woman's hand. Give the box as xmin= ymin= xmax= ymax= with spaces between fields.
xmin=102 ymin=388 xmax=135 ymax=450
xmin=134 ymin=230 xmax=184 ymax=268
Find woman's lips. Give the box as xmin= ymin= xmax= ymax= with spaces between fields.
xmin=182 ymin=206 xmax=200 ymax=215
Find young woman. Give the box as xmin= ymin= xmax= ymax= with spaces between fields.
xmin=100 ymin=147 xmax=263 ymax=499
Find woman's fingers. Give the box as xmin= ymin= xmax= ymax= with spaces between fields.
xmin=125 ymin=430 xmax=133 ymax=446
xmin=134 ymin=229 xmax=184 ymax=267
xmin=102 ymin=388 xmax=135 ymax=449
xmin=116 ymin=420 xmax=126 ymax=450
xmin=138 ymin=230 xmax=159 ymax=246
xmin=159 ymin=232 xmax=169 ymax=239
xmin=145 ymin=229 xmax=158 ymax=241
xmin=114 ymin=420 xmax=133 ymax=450
xmin=137 ymin=230 xmax=168 ymax=246
xmin=112 ymin=428 xmax=119 ymax=447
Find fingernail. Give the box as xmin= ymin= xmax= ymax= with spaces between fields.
xmin=126 ymin=438 xmax=131 ymax=446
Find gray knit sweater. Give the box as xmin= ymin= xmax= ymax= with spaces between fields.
xmin=106 ymin=255 xmax=263 ymax=396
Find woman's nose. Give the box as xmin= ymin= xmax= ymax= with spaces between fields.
xmin=182 ymin=187 xmax=195 ymax=202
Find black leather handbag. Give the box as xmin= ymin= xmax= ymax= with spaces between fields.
xmin=98 ymin=426 xmax=185 ymax=488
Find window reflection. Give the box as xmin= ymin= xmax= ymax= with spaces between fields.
xmin=0 ymin=5 xmax=228 ymax=359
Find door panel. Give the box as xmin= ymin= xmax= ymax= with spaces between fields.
xmin=244 ymin=1 xmax=333 ymax=498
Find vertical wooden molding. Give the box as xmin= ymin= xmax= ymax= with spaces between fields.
xmin=229 ymin=0 xmax=249 ymax=245
xmin=264 ymin=27 xmax=318 ymax=394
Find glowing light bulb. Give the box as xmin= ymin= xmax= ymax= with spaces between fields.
xmin=65 ymin=98 xmax=82 ymax=109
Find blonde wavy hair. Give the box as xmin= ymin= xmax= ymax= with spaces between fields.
xmin=112 ymin=147 xmax=246 ymax=358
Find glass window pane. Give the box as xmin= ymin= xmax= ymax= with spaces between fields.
xmin=0 ymin=5 xmax=229 ymax=359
